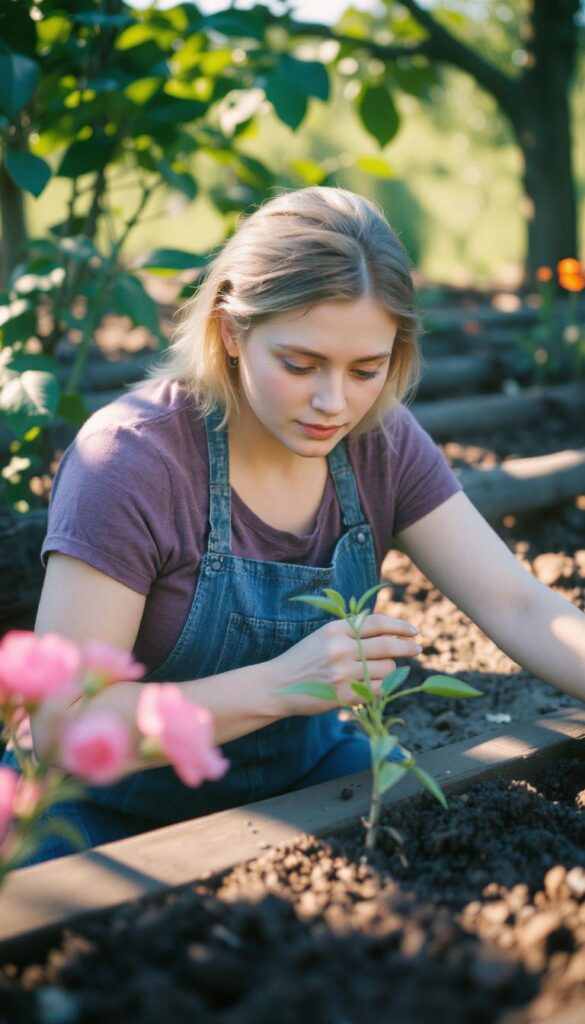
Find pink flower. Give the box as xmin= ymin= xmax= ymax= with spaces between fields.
xmin=59 ymin=710 xmax=133 ymax=785
xmin=0 ymin=632 xmax=82 ymax=705
xmin=0 ymin=767 xmax=18 ymax=846
xmin=136 ymin=685 xmax=229 ymax=787
xmin=80 ymin=642 xmax=146 ymax=695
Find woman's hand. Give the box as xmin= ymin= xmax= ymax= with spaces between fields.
xmin=270 ymin=614 xmax=421 ymax=716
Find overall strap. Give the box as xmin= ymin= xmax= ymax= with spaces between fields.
xmin=205 ymin=407 xmax=232 ymax=554
xmin=327 ymin=439 xmax=366 ymax=528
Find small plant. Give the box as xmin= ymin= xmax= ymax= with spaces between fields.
xmin=0 ymin=631 xmax=228 ymax=879
xmin=517 ymin=260 xmax=585 ymax=383
xmin=278 ymin=585 xmax=483 ymax=856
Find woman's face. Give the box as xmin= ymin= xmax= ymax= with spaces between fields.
xmin=227 ymin=295 xmax=398 ymax=458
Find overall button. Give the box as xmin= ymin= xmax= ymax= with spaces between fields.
xmin=356 ymin=531 xmax=366 ymax=544
xmin=211 ymin=559 xmax=222 ymax=571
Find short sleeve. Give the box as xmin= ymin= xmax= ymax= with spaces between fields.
xmin=41 ymin=424 xmax=172 ymax=595
xmin=390 ymin=406 xmax=462 ymax=535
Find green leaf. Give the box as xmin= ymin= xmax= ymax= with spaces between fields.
xmin=111 ymin=275 xmax=161 ymax=336
xmin=355 ymin=581 xmax=389 ymax=614
xmin=125 ymin=76 xmax=164 ymax=105
xmin=275 ymin=681 xmax=339 ymax=702
xmin=0 ymin=370 xmax=60 ymax=438
xmin=350 ymin=609 xmax=369 ymax=634
xmin=289 ymin=594 xmax=342 ymax=616
xmin=378 ymin=762 xmax=407 ymax=796
xmin=355 ymin=155 xmax=396 ymax=179
xmin=58 ymin=138 xmax=117 ymax=178
xmin=382 ymin=665 xmax=411 ymax=696
xmin=265 ymin=71 xmax=307 ymax=130
xmin=0 ymin=53 xmax=39 ymax=118
xmin=3 ymin=351 xmax=55 ymax=375
xmin=56 ymin=393 xmax=90 ymax=429
xmin=421 ymin=676 xmax=483 ymax=699
xmin=358 ymin=83 xmax=400 ymax=147
xmin=370 ymin=734 xmax=399 ymax=764
xmin=5 ymin=149 xmax=51 ymax=198
xmin=133 ymin=248 xmax=208 ymax=274
xmin=350 ymin=681 xmax=372 ymax=702
xmin=278 ymin=55 xmax=329 ymax=101
xmin=412 ymin=766 xmax=448 ymax=809
xmin=202 ymin=10 xmax=265 ymax=41
xmin=156 ymin=159 xmax=198 ymax=199
xmin=289 ymin=159 xmax=327 ymax=185
xmin=322 ymin=588 xmax=347 ymax=615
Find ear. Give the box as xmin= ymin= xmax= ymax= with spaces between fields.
xmin=217 ymin=308 xmax=240 ymax=359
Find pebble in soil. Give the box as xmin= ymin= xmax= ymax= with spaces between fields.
xmin=1 ymin=759 xmax=583 ymax=1024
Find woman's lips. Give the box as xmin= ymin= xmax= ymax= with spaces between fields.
xmin=298 ymin=422 xmax=343 ymax=439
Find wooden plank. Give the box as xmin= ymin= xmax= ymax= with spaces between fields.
xmin=459 ymin=448 xmax=585 ymax=520
xmin=413 ymin=383 xmax=585 ymax=439
xmin=0 ymin=708 xmax=583 ymax=961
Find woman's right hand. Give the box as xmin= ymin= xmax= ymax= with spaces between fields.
xmin=270 ymin=614 xmax=422 ymax=716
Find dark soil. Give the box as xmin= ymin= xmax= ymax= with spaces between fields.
xmin=1 ymin=757 xmax=583 ymax=1024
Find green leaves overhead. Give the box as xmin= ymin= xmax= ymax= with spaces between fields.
xmin=57 ymin=138 xmax=118 ymax=179
xmin=133 ymin=249 xmax=209 ymax=275
xmin=265 ymin=54 xmax=329 ymax=130
xmin=265 ymin=71 xmax=307 ymax=130
xmin=0 ymin=53 xmax=39 ymax=118
xmin=358 ymin=82 xmax=400 ymax=147
xmin=4 ymin=150 xmax=51 ymax=198
xmin=156 ymin=159 xmax=198 ymax=200
xmin=202 ymin=9 xmax=265 ymax=42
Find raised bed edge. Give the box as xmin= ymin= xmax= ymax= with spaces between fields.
xmin=0 ymin=707 xmax=583 ymax=962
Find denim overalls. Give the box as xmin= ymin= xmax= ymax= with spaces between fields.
xmin=5 ymin=407 xmax=380 ymax=863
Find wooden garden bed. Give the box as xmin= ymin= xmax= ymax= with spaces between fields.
xmin=1 ymin=707 xmax=583 ymax=963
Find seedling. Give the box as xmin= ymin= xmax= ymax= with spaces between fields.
xmin=279 ymin=584 xmax=483 ymax=855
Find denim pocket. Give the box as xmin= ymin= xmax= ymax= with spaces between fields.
xmin=214 ymin=612 xmax=326 ymax=674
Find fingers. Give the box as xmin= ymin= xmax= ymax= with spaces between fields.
xmin=359 ymin=634 xmax=422 ymax=659
xmin=356 ymin=614 xmax=418 ymax=639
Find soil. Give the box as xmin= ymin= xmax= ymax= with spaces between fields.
xmin=1 ymin=756 xmax=583 ymax=1023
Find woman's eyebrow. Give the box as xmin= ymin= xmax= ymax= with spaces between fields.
xmin=273 ymin=343 xmax=393 ymax=363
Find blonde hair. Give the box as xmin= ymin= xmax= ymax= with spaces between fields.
xmin=145 ymin=186 xmax=421 ymax=437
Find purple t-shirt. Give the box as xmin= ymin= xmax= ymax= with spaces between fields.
xmin=42 ymin=379 xmax=461 ymax=672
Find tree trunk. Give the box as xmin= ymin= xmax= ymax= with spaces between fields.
xmin=512 ymin=0 xmax=579 ymax=279
xmin=0 ymin=160 xmax=28 ymax=288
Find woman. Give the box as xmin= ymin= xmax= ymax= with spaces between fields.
xmin=14 ymin=186 xmax=585 ymax=861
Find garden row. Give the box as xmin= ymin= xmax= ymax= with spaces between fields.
xmin=0 ymin=708 xmax=583 ymax=1023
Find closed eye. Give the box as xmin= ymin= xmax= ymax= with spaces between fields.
xmin=282 ymin=360 xmax=381 ymax=381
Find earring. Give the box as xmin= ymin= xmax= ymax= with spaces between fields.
xmin=228 ymin=355 xmax=239 ymax=367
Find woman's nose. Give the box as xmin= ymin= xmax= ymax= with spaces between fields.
xmin=311 ymin=374 xmax=346 ymax=415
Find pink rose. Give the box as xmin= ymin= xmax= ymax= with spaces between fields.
xmin=136 ymin=684 xmax=229 ymax=787
xmin=80 ymin=643 xmax=146 ymax=694
xmin=59 ymin=710 xmax=133 ymax=785
xmin=0 ymin=631 xmax=82 ymax=705
xmin=0 ymin=766 xmax=18 ymax=846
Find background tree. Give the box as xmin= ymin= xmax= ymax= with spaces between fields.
xmin=280 ymin=0 xmax=583 ymax=280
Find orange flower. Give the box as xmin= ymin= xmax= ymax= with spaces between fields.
xmin=536 ymin=266 xmax=553 ymax=282
xmin=559 ymin=272 xmax=585 ymax=292
xmin=557 ymin=257 xmax=583 ymax=276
